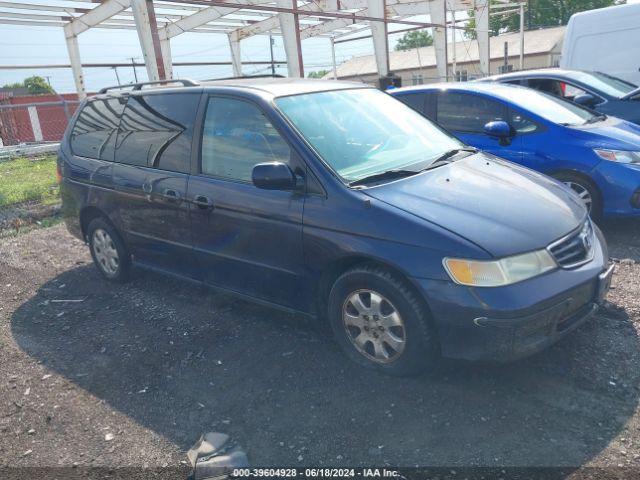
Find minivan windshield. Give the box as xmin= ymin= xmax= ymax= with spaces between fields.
xmin=275 ymin=88 xmax=463 ymax=183
xmin=506 ymin=88 xmax=601 ymax=126
xmin=572 ymin=71 xmax=637 ymax=98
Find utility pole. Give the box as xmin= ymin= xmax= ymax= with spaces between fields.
xmin=451 ymin=9 xmax=457 ymax=81
xmin=527 ymin=0 xmax=532 ymax=30
xmin=269 ymin=34 xmax=276 ymax=76
xmin=112 ymin=66 xmax=121 ymax=85
xmin=130 ymin=57 xmax=138 ymax=82
xmin=44 ymin=76 xmax=52 ymax=86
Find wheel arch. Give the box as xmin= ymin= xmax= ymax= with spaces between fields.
xmin=79 ymin=206 xmax=112 ymax=241
xmin=316 ymin=254 xmax=436 ymax=328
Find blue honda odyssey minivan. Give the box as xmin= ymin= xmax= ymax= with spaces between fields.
xmin=58 ymin=78 xmax=612 ymax=376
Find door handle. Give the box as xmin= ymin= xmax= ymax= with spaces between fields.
xmin=162 ymin=188 xmax=181 ymax=202
xmin=193 ymin=195 xmax=213 ymax=209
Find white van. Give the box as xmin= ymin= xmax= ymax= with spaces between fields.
xmin=561 ymin=3 xmax=640 ymax=85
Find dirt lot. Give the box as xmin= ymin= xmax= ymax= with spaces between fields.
xmin=1 ymin=220 xmax=640 ymax=476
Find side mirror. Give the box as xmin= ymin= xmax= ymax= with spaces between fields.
xmin=483 ymin=121 xmax=513 ymax=146
xmin=252 ymin=162 xmax=298 ymax=190
xmin=573 ymin=93 xmax=597 ymax=107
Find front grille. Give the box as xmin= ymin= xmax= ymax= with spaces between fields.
xmin=548 ymin=220 xmax=595 ymax=268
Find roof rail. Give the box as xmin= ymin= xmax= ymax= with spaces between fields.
xmin=200 ymin=74 xmax=286 ymax=82
xmin=98 ymin=78 xmax=200 ymax=94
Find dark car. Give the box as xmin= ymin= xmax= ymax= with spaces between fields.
xmin=58 ymin=77 xmax=612 ymax=376
xmin=480 ymin=68 xmax=640 ymax=125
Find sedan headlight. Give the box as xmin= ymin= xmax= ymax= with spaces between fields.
xmin=443 ymin=250 xmax=557 ymax=287
xmin=594 ymin=149 xmax=640 ymax=164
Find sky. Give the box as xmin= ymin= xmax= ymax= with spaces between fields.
xmin=0 ymin=0 xmax=469 ymax=94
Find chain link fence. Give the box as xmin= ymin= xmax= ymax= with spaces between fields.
xmin=0 ymin=99 xmax=80 ymax=159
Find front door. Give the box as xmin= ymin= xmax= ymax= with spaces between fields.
xmin=436 ymin=91 xmax=524 ymax=164
xmin=188 ymin=96 xmax=306 ymax=310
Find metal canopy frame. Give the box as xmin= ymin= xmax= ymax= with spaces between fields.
xmin=0 ymin=0 xmax=490 ymax=98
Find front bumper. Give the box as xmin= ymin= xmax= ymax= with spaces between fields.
xmin=413 ymin=228 xmax=611 ymax=362
xmin=592 ymin=162 xmax=640 ymax=216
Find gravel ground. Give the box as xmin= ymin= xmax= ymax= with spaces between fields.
xmin=1 ymin=220 xmax=640 ymax=477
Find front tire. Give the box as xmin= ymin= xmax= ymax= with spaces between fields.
xmin=328 ymin=264 xmax=438 ymax=376
xmin=87 ymin=217 xmax=131 ymax=283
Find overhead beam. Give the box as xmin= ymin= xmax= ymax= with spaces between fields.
xmin=64 ymin=0 xmax=130 ymax=36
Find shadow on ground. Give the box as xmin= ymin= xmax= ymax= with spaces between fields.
xmin=9 ymin=220 xmax=640 ymax=467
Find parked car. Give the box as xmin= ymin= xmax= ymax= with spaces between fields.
xmin=480 ymin=68 xmax=640 ymax=126
xmin=59 ymin=78 xmax=611 ymax=376
xmin=561 ymin=2 xmax=640 ymax=85
xmin=391 ymin=82 xmax=640 ymax=220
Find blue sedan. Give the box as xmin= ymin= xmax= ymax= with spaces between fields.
xmin=391 ymin=83 xmax=640 ymax=220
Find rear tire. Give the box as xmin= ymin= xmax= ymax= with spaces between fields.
xmin=554 ymin=172 xmax=602 ymax=222
xmin=87 ymin=217 xmax=131 ymax=283
xmin=328 ymin=264 xmax=438 ymax=376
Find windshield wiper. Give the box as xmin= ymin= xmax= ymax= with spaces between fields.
xmin=429 ymin=147 xmax=478 ymax=164
xmin=349 ymin=169 xmax=418 ymax=187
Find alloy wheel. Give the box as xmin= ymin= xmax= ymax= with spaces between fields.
xmin=564 ymin=181 xmax=593 ymax=213
xmin=92 ymin=228 xmax=120 ymax=275
xmin=342 ymin=289 xmax=406 ymax=364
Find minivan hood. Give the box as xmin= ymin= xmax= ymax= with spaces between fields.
xmin=362 ymin=153 xmax=586 ymax=258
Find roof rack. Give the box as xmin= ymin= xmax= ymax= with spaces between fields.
xmin=98 ymin=78 xmax=200 ymax=94
xmin=200 ymin=74 xmax=286 ymax=82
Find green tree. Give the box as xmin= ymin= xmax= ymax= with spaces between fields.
xmin=2 ymin=76 xmax=54 ymax=95
xmin=395 ymin=30 xmax=434 ymax=51
xmin=465 ymin=0 xmax=619 ymax=38
xmin=307 ymin=70 xmax=331 ymax=79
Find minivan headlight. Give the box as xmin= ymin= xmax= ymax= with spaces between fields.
xmin=594 ymin=149 xmax=640 ymax=164
xmin=443 ymin=250 xmax=557 ymax=287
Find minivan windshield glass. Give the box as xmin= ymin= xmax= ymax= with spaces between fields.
xmin=572 ymin=71 xmax=637 ymax=98
xmin=275 ymin=88 xmax=463 ymax=183
xmin=506 ymin=88 xmax=599 ymax=126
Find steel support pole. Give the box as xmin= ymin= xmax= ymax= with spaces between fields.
xmin=63 ymin=29 xmax=86 ymax=100
xmin=330 ymin=37 xmax=337 ymax=79
xmin=431 ymin=0 xmax=447 ymax=82
xmin=367 ymin=0 xmax=389 ymax=79
xmin=131 ymin=0 xmax=164 ymax=81
xmin=519 ymin=3 xmax=524 ymax=70
xmin=228 ymin=32 xmax=242 ymax=76
xmin=475 ymin=0 xmax=490 ymax=77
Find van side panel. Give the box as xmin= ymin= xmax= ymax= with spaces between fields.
xmin=561 ymin=4 xmax=640 ymax=85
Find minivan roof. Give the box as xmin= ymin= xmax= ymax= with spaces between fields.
xmin=96 ymin=77 xmax=369 ymax=99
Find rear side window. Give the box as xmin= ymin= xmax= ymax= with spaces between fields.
xmin=395 ymin=93 xmax=426 ymax=114
xmin=200 ymin=97 xmax=290 ymax=182
xmin=437 ymin=92 xmax=506 ymax=133
xmin=70 ymin=98 xmax=124 ymax=160
xmin=114 ymin=93 xmax=199 ymax=173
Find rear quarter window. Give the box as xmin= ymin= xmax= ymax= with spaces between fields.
xmin=114 ymin=93 xmax=199 ymax=173
xmin=70 ymin=98 xmax=125 ymax=160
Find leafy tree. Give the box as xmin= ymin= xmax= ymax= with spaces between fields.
xmin=307 ymin=70 xmax=331 ymax=79
xmin=2 ymin=76 xmax=54 ymax=95
xmin=395 ymin=30 xmax=434 ymax=51
xmin=465 ymin=0 xmax=619 ymax=38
